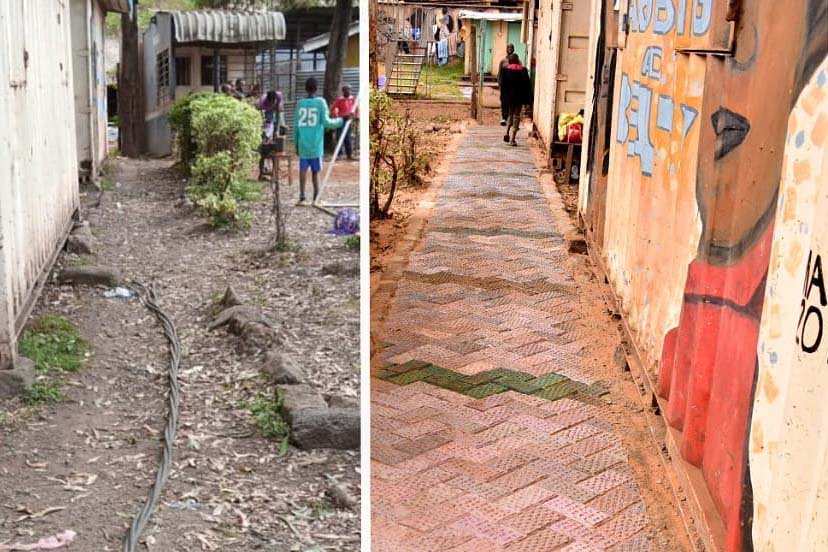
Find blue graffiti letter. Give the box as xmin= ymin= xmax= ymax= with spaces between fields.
xmin=627 ymin=81 xmax=655 ymax=176
xmin=641 ymin=46 xmax=663 ymax=80
xmin=653 ymin=0 xmax=675 ymax=35
xmin=692 ymin=0 xmax=711 ymax=36
xmin=617 ymin=73 xmax=632 ymax=144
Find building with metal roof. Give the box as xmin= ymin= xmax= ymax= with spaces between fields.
xmin=142 ymin=9 xmax=287 ymax=155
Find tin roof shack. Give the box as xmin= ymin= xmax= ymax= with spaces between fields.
xmin=70 ymin=0 xmax=131 ymax=181
xmin=458 ymin=10 xmax=524 ymax=77
xmin=301 ymin=20 xmax=360 ymax=69
xmin=0 ymin=2 xmax=80 ymax=373
xmin=142 ymin=9 xmax=287 ymax=155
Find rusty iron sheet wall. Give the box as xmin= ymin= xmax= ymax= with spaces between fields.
xmin=0 ymin=1 xmax=80 ymax=366
xmin=751 ymin=52 xmax=828 ymax=551
xmin=586 ymin=0 xmax=827 ymax=549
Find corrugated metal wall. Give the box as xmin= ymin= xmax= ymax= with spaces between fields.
xmin=0 ymin=1 xmax=80 ymax=366
xmin=284 ymin=67 xmax=360 ymax=128
xmin=532 ymin=0 xmax=562 ymax=148
xmin=575 ymin=0 xmax=828 ymax=549
xmin=751 ymin=52 xmax=828 ymax=551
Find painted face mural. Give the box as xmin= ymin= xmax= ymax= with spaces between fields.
xmin=647 ymin=0 xmax=828 ymax=550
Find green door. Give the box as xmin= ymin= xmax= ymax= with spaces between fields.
xmin=483 ymin=21 xmax=495 ymax=74
xmin=507 ymin=22 xmax=526 ymax=66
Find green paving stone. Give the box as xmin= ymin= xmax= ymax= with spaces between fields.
xmin=424 ymin=365 xmax=459 ymax=379
xmin=397 ymin=359 xmax=433 ymax=372
xmin=440 ymin=378 xmax=476 ymax=393
xmin=534 ymin=381 xmax=583 ymax=401
xmin=570 ymin=392 xmax=608 ymax=406
xmin=385 ymin=368 xmax=432 ymax=385
xmin=466 ymin=368 xmax=513 ymax=385
xmin=375 ymin=368 xmax=398 ymax=379
xmin=495 ymin=370 xmax=535 ymax=385
xmin=531 ymin=373 xmax=568 ymax=388
xmin=585 ymin=382 xmax=610 ymax=397
xmin=464 ymin=383 xmax=509 ymax=398
xmin=498 ymin=378 xmax=544 ymax=394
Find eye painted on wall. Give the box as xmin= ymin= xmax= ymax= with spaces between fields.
xmin=711 ymin=107 xmax=750 ymax=160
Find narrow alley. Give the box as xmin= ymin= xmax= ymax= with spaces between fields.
xmin=371 ymin=125 xmax=690 ymax=551
xmin=0 ymin=159 xmax=360 ymax=550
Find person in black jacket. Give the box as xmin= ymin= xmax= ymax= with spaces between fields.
xmin=499 ymin=53 xmax=532 ymax=146
xmin=497 ymin=44 xmax=515 ymax=126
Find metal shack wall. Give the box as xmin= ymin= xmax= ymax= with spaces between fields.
xmin=751 ymin=52 xmax=828 ymax=551
xmin=70 ymin=0 xmax=109 ymax=178
xmin=588 ymin=0 xmax=827 ymax=549
xmin=0 ymin=1 xmax=80 ymax=366
xmin=532 ymin=0 xmax=562 ymax=148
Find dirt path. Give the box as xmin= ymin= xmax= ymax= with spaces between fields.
xmin=370 ymin=124 xmax=692 ymax=551
xmin=0 ymin=158 xmax=360 ymax=551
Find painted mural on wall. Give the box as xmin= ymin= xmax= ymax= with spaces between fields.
xmin=602 ymin=0 xmax=828 ymax=549
xmin=750 ymin=54 xmax=828 ymax=551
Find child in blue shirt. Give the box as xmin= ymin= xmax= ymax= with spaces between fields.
xmin=293 ymin=78 xmax=347 ymax=205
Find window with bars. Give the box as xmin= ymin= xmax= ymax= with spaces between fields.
xmin=157 ymin=49 xmax=170 ymax=104
xmin=201 ymin=55 xmax=228 ymax=86
xmin=175 ymin=57 xmax=191 ymax=86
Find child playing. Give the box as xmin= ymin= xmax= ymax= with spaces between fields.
xmin=293 ymin=78 xmax=346 ymax=206
xmin=330 ymin=84 xmax=358 ymax=160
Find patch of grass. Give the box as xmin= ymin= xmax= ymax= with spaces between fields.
xmin=419 ymin=60 xmax=465 ymax=99
xmin=343 ymin=235 xmax=360 ymax=252
xmin=101 ymin=176 xmax=115 ymax=192
xmin=308 ymin=498 xmax=336 ymax=520
xmin=273 ymin=240 xmax=303 ymax=253
xmin=19 ymin=315 xmax=88 ymax=373
xmin=234 ymin=180 xmax=264 ymax=202
xmin=247 ymin=391 xmax=290 ymax=453
xmin=70 ymin=254 xmax=96 ymax=267
xmin=23 ymin=380 xmax=62 ymax=405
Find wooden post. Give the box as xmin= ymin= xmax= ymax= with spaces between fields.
xmin=213 ymin=49 xmax=220 ymax=92
xmin=323 ymin=0 xmax=353 ymax=104
xmin=119 ymin=0 xmax=144 ymax=157
xmin=369 ymin=0 xmax=378 ymax=88
xmin=469 ymin=24 xmax=478 ymax=120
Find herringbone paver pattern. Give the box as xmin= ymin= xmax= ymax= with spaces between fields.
xmin=372 ymin=126 xmax=655 ymax=551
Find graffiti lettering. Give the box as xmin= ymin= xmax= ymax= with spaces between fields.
xmin=641 ymin=46 xmax=663 ymax=80
xmin=628 ymin=0 xmax=710 ymax=36
xmin=616 ymin=71 xmax=699 ymax=175
xmin=795 ymin=251 xmax=828 ymax=354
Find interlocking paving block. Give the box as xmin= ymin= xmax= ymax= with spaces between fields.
xmin=495 ymin=370 xmax=536 ymax=383
xmin=466 ymin=382 xmax=510 ymax=399
xmin=466 ymin=368 xmax=515 ymax=385
xmin=397 ymin=359 xmax=433 ymax=372
xmin=449 ymin=513 xmax=524 ymax=546
xmin=383 ymin=368 xmax=433 ymax=385
xmin=497 ymin=378 xmax=544 ymax=394
xmin=584 ymin=382 xmax=610 ymax=397
xmin=534 ymin=381 xmax=584 ymax=402
xmin=532 ymin=372 xmax=568 ymax=388
xmin=504 ymin=527 xmax=571 ymax=551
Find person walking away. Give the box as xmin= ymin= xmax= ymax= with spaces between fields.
xmin=498 ymin=44 xmax=515 ymax=126
xmin=330 ymin=85 xmax=358 ymax=160
xmin=257 ymin=91 xmax=286 ymax=180
xmin=500 ymin=53 xmax=532 ymax=146
xmin=293 ymin=78 xmax=346 ymax=206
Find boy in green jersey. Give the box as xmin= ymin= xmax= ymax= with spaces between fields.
xmin=293 ymin=78 xmax=347 ymax=205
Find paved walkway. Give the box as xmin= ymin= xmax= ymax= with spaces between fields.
xmin=371 ymin=126 xmax=655 ymax=551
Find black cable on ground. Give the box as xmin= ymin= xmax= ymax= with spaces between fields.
xmin=123 ymin=282 xmax=181 ymax=552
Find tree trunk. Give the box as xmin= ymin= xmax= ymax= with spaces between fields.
xmin=369 ymin=0 xmax=378 ymax=88
xmin=323 ymin=0 xmax=353 ymax=104
xmin=119 ymin=2 xmax=144 ymax=157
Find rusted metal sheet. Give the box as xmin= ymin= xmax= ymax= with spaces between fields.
xmin=584 ymin=0 xmax=827 ymax=549
xmin=170 ymin=9 xmax=286 ymax=45
xmin=751 ymin=52 xmax=828 ymax=551
xmin=0 ymin=1 xmax=80 ymax=367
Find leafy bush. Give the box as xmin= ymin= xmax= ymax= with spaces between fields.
xmin=370 ymin=90 xmax=429 ymax=218
xmin=167 ymin=92 xmax=213 ymax=170
xmin=169 ymin=93 xmax=262 ymax=229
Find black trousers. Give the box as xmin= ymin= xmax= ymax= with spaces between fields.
xmin=500 ymin=97 xmax=508 ymax=121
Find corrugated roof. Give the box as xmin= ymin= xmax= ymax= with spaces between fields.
xmin=302 ymin=20 xmax=360 ymax=52
xmin=169 ymin=10 xmax=286 ymax=45
xmin=100 ymin=0 xmax=131 ymax=14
